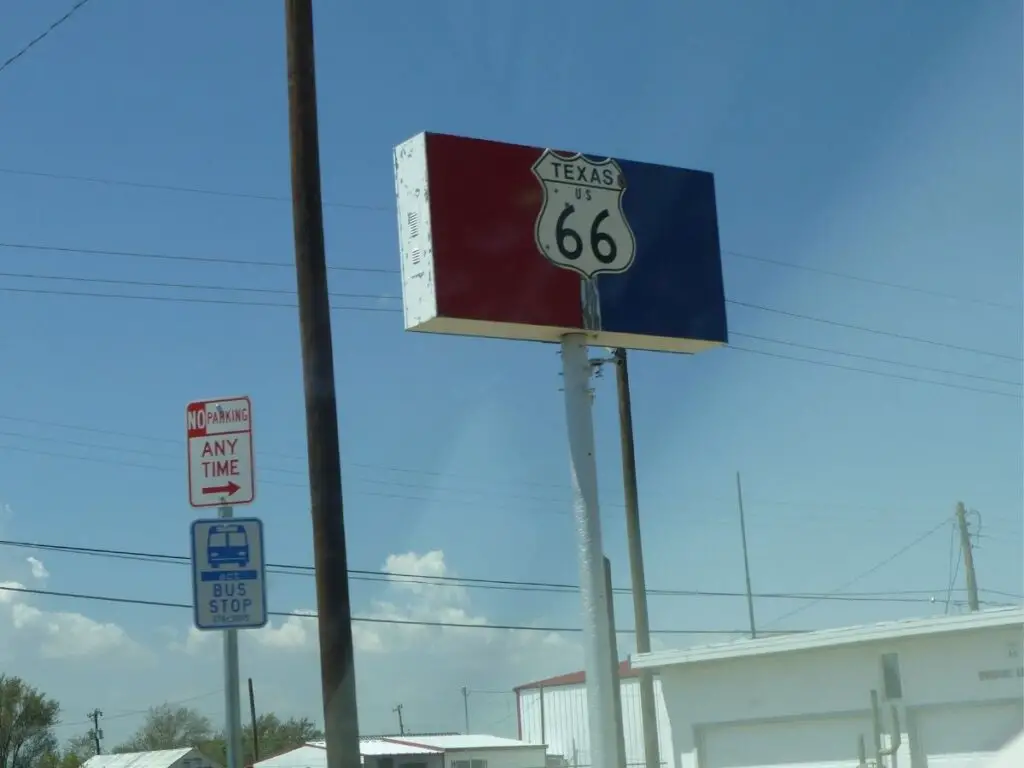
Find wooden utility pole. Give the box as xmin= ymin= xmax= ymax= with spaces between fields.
xmin=612 ymin=348 xmax=661 ymax=768
xmin=284 ymin=2 xmax=360 ymax=767
xmin=461 ymin=687 xmax=470 ymax=734
xmin=247 ymin=678 xmax=259 ymax=762
xmin=393 ymin=704 xmax=405 ymax=735
xmin=956 ymin=502 xmax=980 ymax=611
xmin=87 ymin=709 xmax=103 ymax=755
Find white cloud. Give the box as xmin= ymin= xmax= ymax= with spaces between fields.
xmin=241 ymin=550 xmax=580 ymax=668
xmin=168 ymin=625 xmax=215 ymax=655
xmin=153 ymin=550 xmax=583 ymax=735
xmin=0 ymin=578 xmax=143 ymax=660
xmin=26 ymin=556 xmax=49 ymax=581
xmin=254 ymin=608 xmax=317 ymax=650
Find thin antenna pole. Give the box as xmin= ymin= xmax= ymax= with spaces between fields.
xmin=736 ymin=472 xmax=757 ymax=638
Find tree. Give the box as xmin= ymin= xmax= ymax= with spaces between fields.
xmin=0 ymin=676 xmax=61 ymax=768
xmin=245 ymin=714 xmax=321 ymax=761
xmin=37 ymin=735 xmax=89 ymax=768
xmin=62 ymin=733 xmax=97 ymax=766
xmin=113 ymin=705 xmax=213 ymax=753
xmin=202 ymin=714 xmax=322 ymax=766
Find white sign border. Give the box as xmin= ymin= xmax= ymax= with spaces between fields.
xmin=190 ymin=516 xmax=269 ymax=631
xmin=186 ymin=395 xmax=257 ymax=509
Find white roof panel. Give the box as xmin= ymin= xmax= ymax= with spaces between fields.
xmin=257 ymin=736 xmax=537 ymax=765
xmin=401 ymin=735 xmax=539 ymax=750
xmin=356 ymin=740 xmax=441 ymax=756
xmin=83 ymin=749 xmax=194 ymax=768
xmin=634 ymin=607 xmax=1024 ymax=670
xmin=255 ymin=745 xmax=327 ymax=768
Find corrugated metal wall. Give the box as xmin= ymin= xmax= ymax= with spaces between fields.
xmin=517 ymin=679 xmax=675 ymax=768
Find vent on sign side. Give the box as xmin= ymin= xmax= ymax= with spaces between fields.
xmin=411 ymin=248 xmax=422 ymax=265
xmin=407 ymin=211 xmax=420 ymax=238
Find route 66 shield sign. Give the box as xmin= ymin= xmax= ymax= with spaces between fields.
xmin=531 ymin=150 xmax=637 ymax=279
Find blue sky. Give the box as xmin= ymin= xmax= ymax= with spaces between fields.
xmin=0 ymin=0 xmax=1021 ymax=741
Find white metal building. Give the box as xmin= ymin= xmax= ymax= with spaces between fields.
xmin=83 ymin=748 xmax=219 ymax=768
xmin=633 ymin=607 xmax=1024 ymax=768
xmin=515 ymin=659 xmax=675 ymax=768
xmin=254 ymin=735 xmax=546 ymax=768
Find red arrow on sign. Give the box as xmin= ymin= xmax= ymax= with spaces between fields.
xmin=202 ymin=481 xmax=241 ymax=496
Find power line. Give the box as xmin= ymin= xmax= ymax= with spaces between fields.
xmin=3 ymin=537 xmax=994 ymax=604
xmin=3 ymin=240 xmax=1015 ymax=363
xmin=0 ymin=168 xmax=383 ymax=211
xmin=729 ymin=300 xmax=1020 ymax=362
xmin=731 ymin=332 xmax=1020 ymax=387
xmin=0 ymin=583 xmax=807 ymax=637
xmin=762 ymin=516 xmax=956 ymax=627
xmin=57 ymin=690 xmax=221 ymax=729
xmin=0 ymin=169 xmax=1015 ymax=312
xmin=2 ymin=423 xmax=1021 ymax=532
xmin=1 ymin=268 xmax=1017 ymax=389
xmin=1 ymin=282 xmax=1018 ymax=399
xmin=2 ymin=239 xmax=1017 ymax=363
xmin=0 ymin=269 xmax=402 ymax=300
xmin=729 ymin=345 xmax=1020 ymax=399
xmin=0 ymin=0 xmax=95 ymax=75
xmin=0 ymin=414 xmax=1021 ymax=531
xmin=0 ymin=241 xmax=394 ymax=274
xmin=0 ymin=284 xmax=395 ymax=313
xmin=727 ymin=250 xmax=1018 ymax=311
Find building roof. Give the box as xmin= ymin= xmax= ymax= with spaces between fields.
xmin=253 ymin=745 xmax=328 ymax=768
xmin=514 ymin=658 xmax=637 ymax=691
xmin=388 ymin=735 xmax=539 ymax=750
xmin=289 ymin=735 xmax=538 ymax=758
xmin=633 ymin=606 xmax=1024 ymax=670
xmin=83 ymin=749 xmax=196 ymax=768
xmin=355 ymin=739 xmax=441 ymax=756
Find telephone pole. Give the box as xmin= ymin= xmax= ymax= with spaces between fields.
xmin=611 ymin=348 xmax=661 ymax=768
xmin=955 ymin=502 xmax=980 ymax=611
xmin=87 ymin=709 xmax=103 ymax=755
xmin=735 ymin=472 xmax=757 ymax=638
xmin=248 ymin=678 xmax=260 ymax=762
xmin=393 ymin=704 xmax=405 ymax=736
xmin=284 ymin=2 xmax=360 ymax=767
xmin=461 ymin=687 xmax=470 ymax=734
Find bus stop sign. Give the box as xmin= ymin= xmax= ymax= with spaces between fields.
xmin=190 ymin=517 xmax=268 ymax=631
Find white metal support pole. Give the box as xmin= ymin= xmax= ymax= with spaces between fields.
xmin=220 ymin=504 xmax=244 ymax=768
xmin=560 ymin=333 xmax=619 ymax=768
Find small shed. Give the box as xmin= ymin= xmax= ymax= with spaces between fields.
xmin=515 ymin=659 xmax=675 ymax=768
xmin=83 ymin=748 xmax=219 ymax=768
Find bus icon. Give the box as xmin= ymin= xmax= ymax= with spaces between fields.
xmin=206 ymin=524 xmax=249 ymax=568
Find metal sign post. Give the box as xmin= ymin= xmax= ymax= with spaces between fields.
xmin=187 ymin=397 xmax=262 ymax=768
xmin=219 ymin=505 xmax=244 ymax=768
xmin=561 ymin=333 xmax=620 ymax=765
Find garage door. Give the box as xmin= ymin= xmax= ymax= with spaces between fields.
xmin=699 ymin=716 xmax=873 ymax=768
xmin=915 ymin=700 xmax=1024 ymax=766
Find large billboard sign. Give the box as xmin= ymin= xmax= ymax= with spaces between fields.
xmin=393 ymin=132 xmax=728 ymax=353
xmin=392 ymin=132 xmax=728 ymax=768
